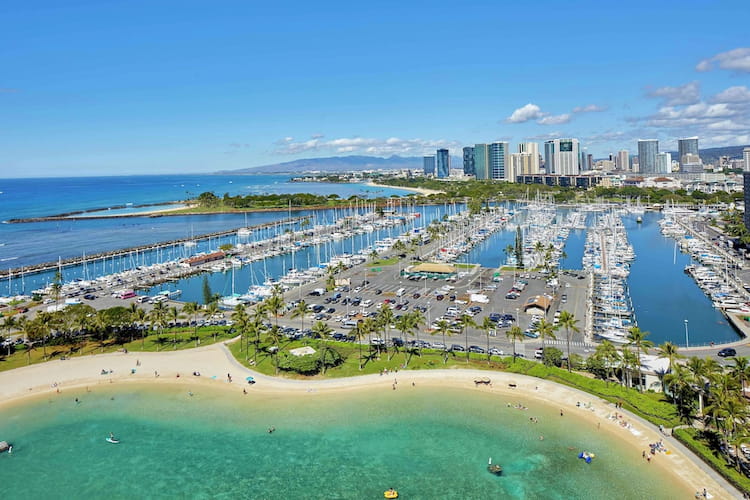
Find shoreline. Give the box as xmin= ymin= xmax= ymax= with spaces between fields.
xmin=0 ymin=342 xmax=737 ymax=498
xmin=365 ymin=180 xmax=444 ymax=196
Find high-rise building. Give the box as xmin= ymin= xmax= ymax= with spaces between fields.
xmin=474 ymin=144 xmax=489 ymax=180
xmin=508 ymin=152 xmax=537 ymax=181
xmin=678 ymin=137 xmax=699 ymax=171
xmin=462 ymin=147 xmax=475 ymax=176
xmin=544 ymin=140 xmax=555 ymax=173
xmin=637 ymin=139 xmax=659 ymax=174
xmin=518 ymin=142 xmax=540 ymax=173
xmin=744 ymin=147 xmax=750 ymax=172
xmin=488 ymin=142 xmax=509 ymax=180
xmin=744 ymin=172 xmax=750 ymax=230
xmin=436 ymin=149 xmax=450 ymax=178
xmin=656 ymin=152 xmax=672 ymax=174
xmin=681 ymin=153 xmax=703 ymax=174
xmin=423 ymin=155 xmax=436 ymax=176
xmin=551 ymin=138 xmax=580 ymax=175
xmin=616 ymin=150 xmax=629 ymax=171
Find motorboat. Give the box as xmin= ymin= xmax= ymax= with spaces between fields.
xmin=487 ymin=457 xmax=503 ymax=476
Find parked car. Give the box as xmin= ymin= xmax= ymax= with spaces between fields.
xmin=469 ymin=345 xmax=485 ymax=354
xmin=488 ymin=348 xmax=504 ymax=356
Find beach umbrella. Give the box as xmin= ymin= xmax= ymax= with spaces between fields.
xmin=246 ymin=376 xmax=255 ymax=384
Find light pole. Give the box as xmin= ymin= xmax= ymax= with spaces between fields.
xmin=684 ymin=319 xmax=689 ymax=349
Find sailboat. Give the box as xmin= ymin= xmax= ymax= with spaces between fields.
xmin=237 ymin=212 xmax=252 ymax=237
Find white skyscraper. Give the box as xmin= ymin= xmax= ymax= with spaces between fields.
xmin=656 ymin=152 xmax=672 ymax=174
xmin=744 ymin=147 xmax=750 ymax=172
xmin=552 ymin=138 xmax=580 ymax=175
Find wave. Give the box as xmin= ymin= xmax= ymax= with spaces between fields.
xmin=0 ymin=256 xmax=18 ymax=262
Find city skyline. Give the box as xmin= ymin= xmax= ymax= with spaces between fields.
xmin=1 ymin=1 xmax=749 ymax=178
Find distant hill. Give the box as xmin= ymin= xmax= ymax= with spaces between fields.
xmin=217 ymin=154 xmax=463 ymax=174
xmin=667 ymin=144 xmax=749 ymax=165
xmin=219 ymin=155 xmax=420 ymax=174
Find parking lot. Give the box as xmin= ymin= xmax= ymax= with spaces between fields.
xmin=281 ymin=256 xmax=591 ymax=357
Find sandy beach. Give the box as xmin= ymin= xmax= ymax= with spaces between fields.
xmin=0 ymin=343 xmax=738 ymax=498
xmin=366 ymin=180 xmax=444 ymax=196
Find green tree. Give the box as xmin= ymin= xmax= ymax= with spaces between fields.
xmin=506 ymin=325 xmax=524 ymax=363
xmin=458 ymin=313 xmax=477 ymax=362
xmin=182 ymin=302 xmax=201 ymax=346
xmin=557 ymin=310 xmax=579 ymax=372
xmin=535 ymin=318 xmax=556 ymax=361
xmin=432 ymin=319 xmax=452 ymax=364
xmin=201 ymin=277 xmax=213 ymax=305
xmin=626 ymin=326 xmax=653 ymax=391
xmin=290 ymin=300 xmax=309 ymax=332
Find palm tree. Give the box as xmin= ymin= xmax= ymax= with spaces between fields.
xmin=656 ymin=341 xmax=683 ymax=392
xmin=480 ymin=316 xmax=496 ymax=363
xmin=409 ymin=310 xmax=426 ymax=350
xmin=35 ymin=312 xmax=54 ymax=360
xmin=557 ymin=311 xmax=579 ymax=372
xmin=231 ymin=305 xmax=249 ymax=353
xmin=620 ymin=347 xmax=638 ymax=388
xmin=361 ymin=317 xmax=379 ymax=360
xmin=247 ymin=310 xmax=266 ymax=363
xmin=686 ymin=356 xmax=709 ymax=415
xmin=182 ymin=302 xmax=200 ymax=346
xmin=266 ymin=324 xmax=282 ymax=374
xmin=535 ymin=318 xmax=556 ymax=362
xmin=729 ymin=356 xmax=750 ymax=399
xmin=290 ymin=300 xmax=308 ymax=332
xmin=205 ymin=301 xmax=220 ymax=341
xmin=264 ymin=291 xmax=285 ymax=328
xmin=312 ymin=320 xmax=332 ymax=340
xmin=656 ymin=341 xmax=682 ymax=372
xmin=593 ymin=340 xmax=620 ymax=384
xmin=664 ymin=363 xmax=697 ymax=425
xmin=1 ymin=315 xmax=16 ymax=356
xmin=506 ymin=325 xmax=524 ymax=363
xmin=626 ymin=326 xmax=653 ymax=391
xmin=432 ymin=319 xmax=452 ymax=364
xmin=352 ymin=322 xmax=368 ymax=370
xmin=394 ymin=314 xmax=415 ymax=362
xmin=149 ymin=301 xmax=168 ymax=350
xmin=129 ymin=305 xmax=147 ymax=347
xmin=168 ymin=306 xmax=181 ymax=348
xmin=377 ymin=306 xmax=395 ymax=360
xmin=51 ymin=270 xmax=63 ymax=311
xmin=458 ymin=312 xmax=476 ymax=363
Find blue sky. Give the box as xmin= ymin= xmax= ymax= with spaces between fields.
xmin=1 ymin=0 xmax=748 ymax=177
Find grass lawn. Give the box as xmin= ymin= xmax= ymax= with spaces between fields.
xmin=368 ymin=257 xmax=401 ymax=267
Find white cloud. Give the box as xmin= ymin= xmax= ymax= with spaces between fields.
xmin=646 ymin=81 xmax=700 ymax=106
xmin=696 ymin=47 xmax=750 ymax=73
xmin=538 ymin=114 xmax=571 ymax=125
xmin=572 ymin=104 xmax=607 ymax=113
xmin=506 ymin=103 xmax=545 ymax=123
xmin=712 ymin=86 xmax=750 ymax=104
xmin=274 ymin=136 xmax=461 ymax=156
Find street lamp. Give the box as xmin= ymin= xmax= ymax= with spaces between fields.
xmin=684 ymin=319 xmax=689 ymax=349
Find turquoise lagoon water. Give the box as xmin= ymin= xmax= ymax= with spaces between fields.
xmin=0 ymin=384 xmax=684 ymax=499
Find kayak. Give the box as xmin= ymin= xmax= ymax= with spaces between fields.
xmin=106 ymin=437 xmax=120 ymax=444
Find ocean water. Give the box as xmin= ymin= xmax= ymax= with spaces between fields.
xmin=0 ymin=384 xmax=685 ymax=499
xmin=0 ymin=174 xmax=413 ymax=271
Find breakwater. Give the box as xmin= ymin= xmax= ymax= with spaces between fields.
xmin=0 ymin=217 xmax=304 ymax=280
